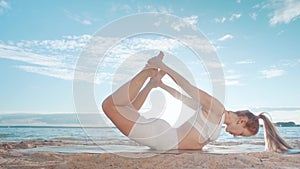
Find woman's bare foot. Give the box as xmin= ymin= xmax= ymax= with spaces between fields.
xmin=147 ymin=51 xmax=164 ymax=68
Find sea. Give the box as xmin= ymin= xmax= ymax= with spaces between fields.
xmin=1 ymin=126 xmax=300 ymax=154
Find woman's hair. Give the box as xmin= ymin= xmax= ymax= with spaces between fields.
xmin=234 ymin=110 xmax=292 ymax=152
xmin=234 ymin=110 xmax=259 ymax=135
xmin=259 ymin=112 xmax=292 ymax=152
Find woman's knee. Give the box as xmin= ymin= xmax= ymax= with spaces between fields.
xmin=102 ymin=96 xmax=114 ymax=114
xmin=102 ymin=99 xmax=136 ymax=136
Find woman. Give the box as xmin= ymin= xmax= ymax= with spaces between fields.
xmin=102 ymin=51 xmax=291 ymax=152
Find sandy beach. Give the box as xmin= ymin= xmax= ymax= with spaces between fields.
xmin=0 ymin=140 xmax=300 ymax=169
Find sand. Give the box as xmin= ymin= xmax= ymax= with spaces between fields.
xmin=0 ymin=140 xmax=299 ymax=169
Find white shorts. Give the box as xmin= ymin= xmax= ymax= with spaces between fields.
xmin=128 ymin=116 xmax=178 ymax=150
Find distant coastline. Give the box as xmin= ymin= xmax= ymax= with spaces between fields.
xmin=275 ymin=122 xmax=300 ymax=127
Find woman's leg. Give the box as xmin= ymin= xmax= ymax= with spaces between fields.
xmin=102 ymin=67 xmax=157 ymax=136
xmin=109 ymin=67 xmax=157 ymax=107
xmin=131 ymin=70 xmax=165 ymax=110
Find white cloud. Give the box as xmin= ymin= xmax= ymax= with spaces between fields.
xmin=0 ymin=35 xmax=183 ymax=84
xmin=98 ymin=37 xmax=182 ymax=82
xmin=260 ymin=68 xmax=285 ymax=78
xmin=0 ymin=44 xmax=67 ymax=67
xmin=183 ymin=15 xmax=198 ymax=26
xmin=18 ymin=65 xmax=74 ymax=80
xmin=15 ymin=35 xmax=91 ymax=52
xmin=64 ymin=10 xmax=94 ymax=25
xmin=0 ymin=35 xmax=91 ymax=69
xmin=218 ymin=34 xmax=234 ymax=41
xmin=0 ymin=0 xmax=9 ymax=9
xmin=180 ymin=35 xmax=216 ymax=53
xmin=110 ymin=3 xmax=173 ymax=14
xmin=0 ymin=0 xmax=9 ymax=14
xmin=0 ymin=33 xmax=219 ymax=85
xmin=253 ymin=3 xmax=260 ymax=9
xmin=111 ymin=4 xmax=132 ymax=13
xmin=235 ymin=59 xmax=255 ymax=64
xmin=278 ymin=58 xmax=300 ymax=67
xmin=277 ymin=30 xmax=285 ymax=36
xmin=81 ymin=19 xmax=92 ymax=25
xmin=229 ymin=13 xmax=242 ymax=21
xmin=214 ymin=17 xmax=226 ymax=23
xmin=250 ymin=12 xmax=258 ymax=20
xmin=214 ymin=13 xmax=242 ymax=23
xmin=225 ymin=70 xmax=242 ymax=86
xmin=171 ymin=15 xmax=198 ymax=31
xmin=0 ymin=35 xmax=92 ymax=82
xmin=225 ymin=79 xmax=240 ymax=86
xmin=269 ymin=0 xmax=300 ymax=26
xmin=256 ymin=59 xmax=299 ymax=79
xmin=137 ymin=5 xmax=173 ymax=14
xmin=236 ymin=0 xmax=241 ymax=3
xmin=205 ymin=61 xmax=225 ymax=68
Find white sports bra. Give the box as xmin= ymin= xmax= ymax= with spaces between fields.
xmin=187 ymin=107 xmax=225 ymax=143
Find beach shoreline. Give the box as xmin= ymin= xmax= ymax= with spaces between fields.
xmin=0 ymin=140 xmax=300 ymax=169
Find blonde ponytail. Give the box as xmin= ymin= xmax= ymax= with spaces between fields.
xmin=259 ymin=112 xmax=292 ymax=152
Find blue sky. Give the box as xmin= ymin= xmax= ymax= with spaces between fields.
xmin=0 ymin=0 xmax=300 ymax=126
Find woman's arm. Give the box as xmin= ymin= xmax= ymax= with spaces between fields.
xmin=148 ymin=52 xmax=225 ymax=115
xmin=160 ymin=83 xmax=199 ymax=110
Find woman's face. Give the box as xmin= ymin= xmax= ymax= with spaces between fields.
xmin=225 ymin=118 xmax=252 ymax=137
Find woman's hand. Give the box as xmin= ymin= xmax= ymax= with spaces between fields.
xmin=148 ymin=70 xmax=166 ymax=88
